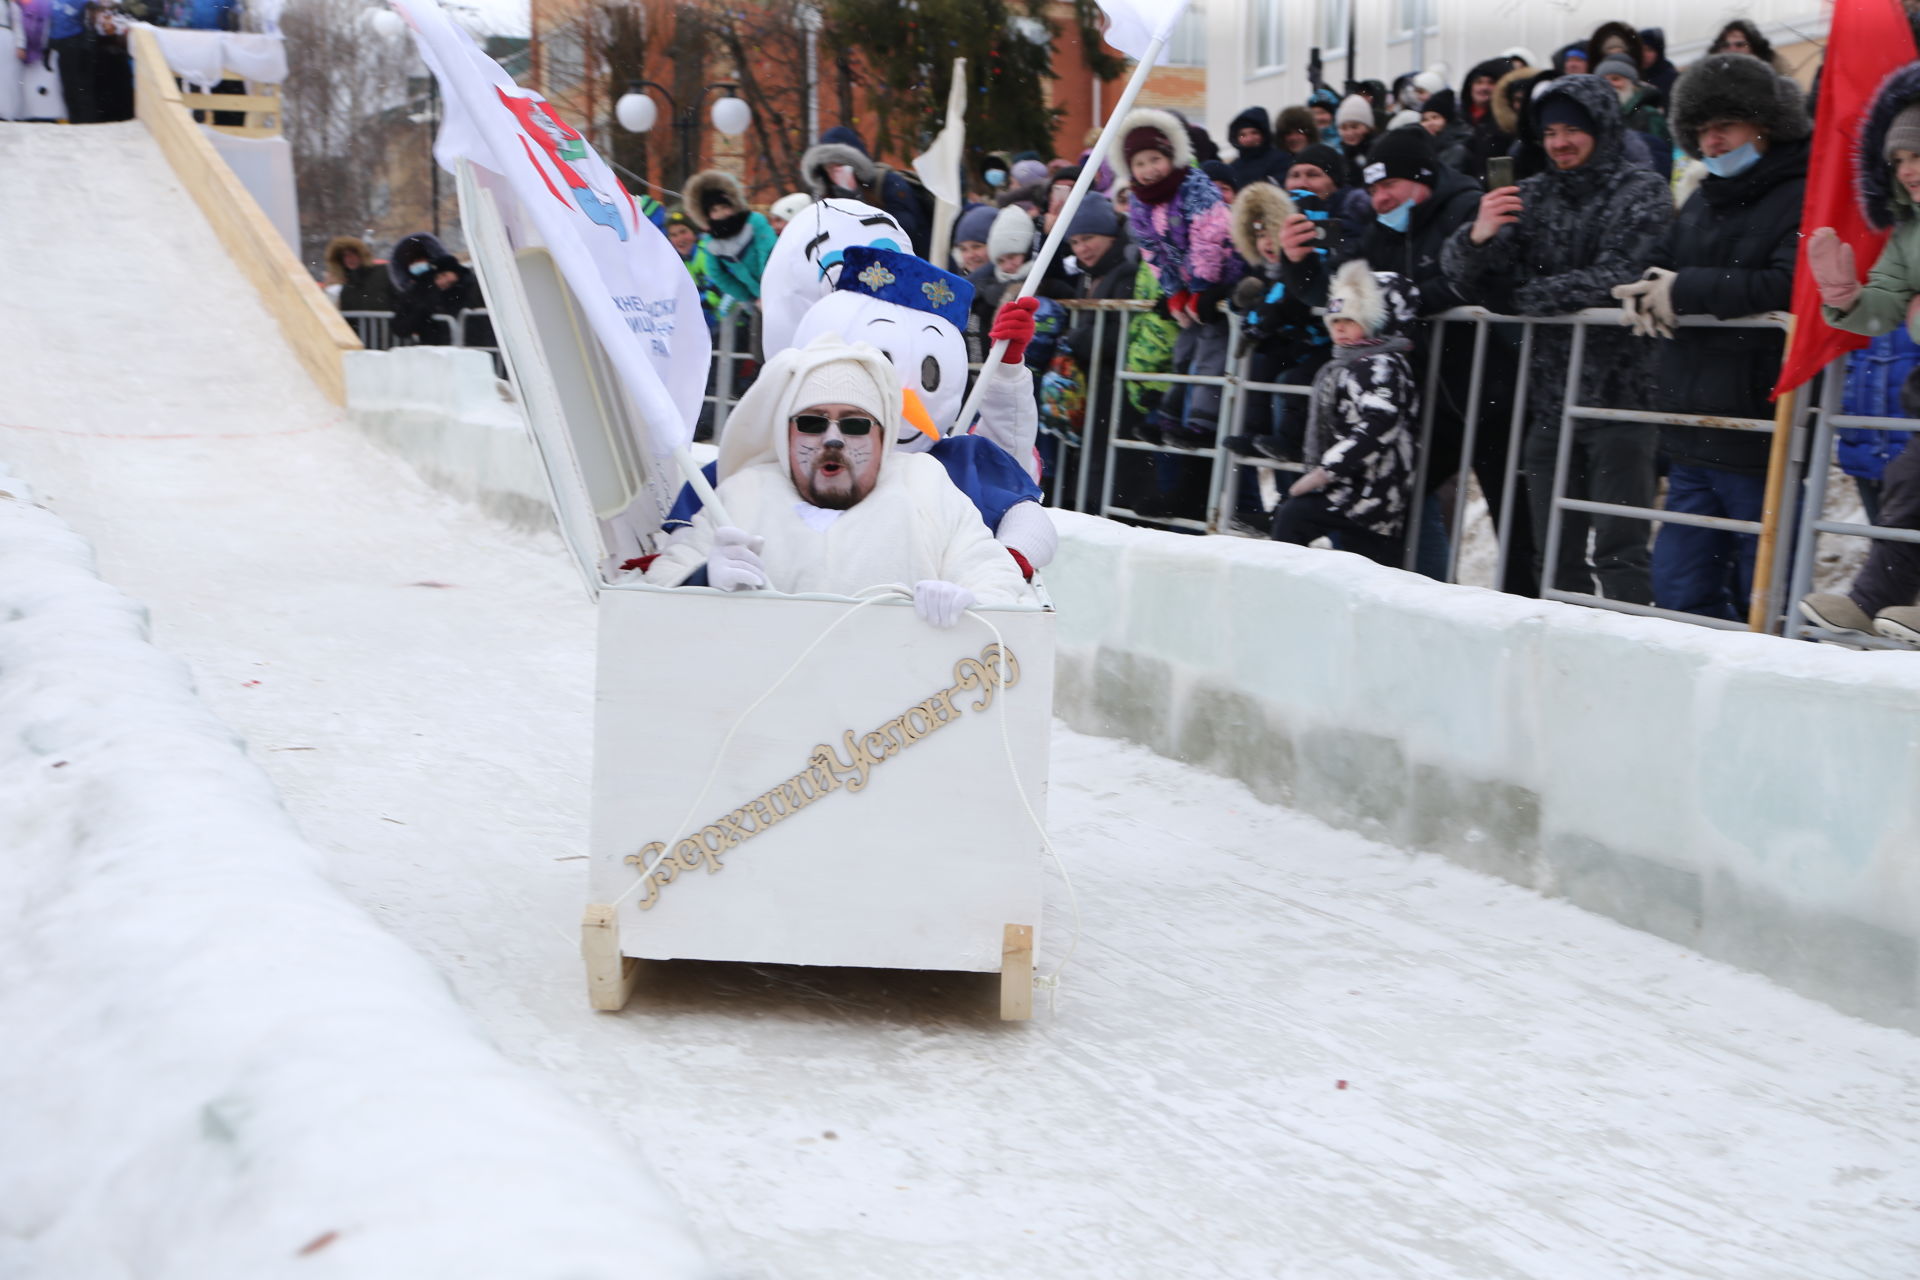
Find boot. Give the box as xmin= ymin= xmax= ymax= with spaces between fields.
xmin=1873 ymin=605 xmax=1920 ymax=645
xmin=1799 ymin=592 xmax=1874 ymax=634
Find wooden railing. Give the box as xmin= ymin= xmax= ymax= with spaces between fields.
xmin=130 ymin=25 xmax=359 ymax=404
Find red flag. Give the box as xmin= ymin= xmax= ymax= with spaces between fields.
xmin=1776 ymin=0 xmax=1919 ymax=395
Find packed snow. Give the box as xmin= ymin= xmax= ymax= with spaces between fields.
xmin=4 ymin=120 xmax=1919 ymax=1278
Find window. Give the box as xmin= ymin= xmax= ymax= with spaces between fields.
xmin=1319 ymin=0 xmax=1351 ymax=58
xmin=1251 ymin=0 xmax=1284 ymax=72
xmin=543 ymin=24 xmax=585 ymax=96
xmin=1394 ymin=0 xmax=1438 ymax=40
xmin=1165 ymin=3 xmax=1206 ymax=68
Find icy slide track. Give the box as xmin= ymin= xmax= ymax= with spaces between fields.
xmin=3 ymin=122 xmax=1918 ymax=1278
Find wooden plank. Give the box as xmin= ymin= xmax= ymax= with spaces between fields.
xmin=582 ymin=903 xmax=640 ymax=1012
xmin=130 ymin=26 xmax=358 ymax=405
xmin=180 ymin=92 xmax=284 ymax=113
xmin=207 ymin=125 xmax=284 ymax=140
xmin=1000 ymin=923 xmax=1033 ymax=1021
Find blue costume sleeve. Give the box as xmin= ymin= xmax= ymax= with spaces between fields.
xmin=663 ymin=460 xmax=720 ymax=533
xmin=928 ymin=436 xmax=1043 ymax=532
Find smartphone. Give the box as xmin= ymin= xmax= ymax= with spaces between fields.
xmin=1486 ymin=157 xmax=1515 ymax=192
xmin=1288 ymin=190 xmax=1344 ymax=257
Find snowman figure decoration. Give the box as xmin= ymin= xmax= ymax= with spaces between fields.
xmin=789 ymin=245 xmax=1055 ymax=576
xmin=760 ymin=198 xmax=913 ymax=355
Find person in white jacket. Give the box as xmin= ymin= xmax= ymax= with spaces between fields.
xmin=644 ymin=337 xmax=1033 ymax=627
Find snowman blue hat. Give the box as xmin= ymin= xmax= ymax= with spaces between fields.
xmin=834 ymin=245 xmax=974 ymax=331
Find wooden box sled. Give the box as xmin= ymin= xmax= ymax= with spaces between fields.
xmin=457 ymin=162 xmax=1054 ymax=1020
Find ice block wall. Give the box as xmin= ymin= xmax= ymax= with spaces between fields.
xmin=1046 ymin=512 xmax=1920 ymax=1032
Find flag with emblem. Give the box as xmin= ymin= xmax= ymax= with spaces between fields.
xmin=390 ymin=0 xmax=708 ymax=456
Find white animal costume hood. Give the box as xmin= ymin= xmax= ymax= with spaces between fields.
xmin=648 ymin=337 xmax=1032 ymax=605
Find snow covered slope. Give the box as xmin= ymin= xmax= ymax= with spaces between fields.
xmin=2 ymin=121 xmax=1918 ymax=1279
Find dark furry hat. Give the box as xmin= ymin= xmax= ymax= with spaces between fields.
xmin=1857 ymin=62 xmax=1920 ymax=228
xmin=1586 ymin=21 xmax=1643 ymax=70
xmin=1669 ymin=53 xmax=1811 ymax=159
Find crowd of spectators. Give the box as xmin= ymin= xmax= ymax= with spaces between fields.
xmin=321 ymin=15 xmax=1920 ymax=643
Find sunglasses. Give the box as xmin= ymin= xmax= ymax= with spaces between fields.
xmin=792 ymin=413 xmax=875 ymax=436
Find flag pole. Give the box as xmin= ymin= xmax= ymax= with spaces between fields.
xmin=1749 ymin=316 xmax=1798 ymax=633
xmin=951 ymin=26 xmax=1174 ymax=434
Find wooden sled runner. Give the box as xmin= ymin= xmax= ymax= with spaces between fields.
xmin=457 ymin=160 xmax=1054 ymax=1020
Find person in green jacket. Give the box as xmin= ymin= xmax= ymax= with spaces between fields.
xmin=684 ymin=169 xmax=777 ymax=308
xmin=1597 ymin=54 xmax=1672 ymax=153
xmin=665 ymin=210 xmax=730 ymax=332
xmin=1802 ymin=62 xmax=1920 ymax=645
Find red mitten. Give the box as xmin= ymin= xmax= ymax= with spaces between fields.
xmin=1170 ymin=290 xmax=1198 ymax=319
xmin=1007 ymin=547 xmax=1035 ymax=581
xmin=619 ymin=553 xmax=660 ymax=573
xmin=991 ymin=296 xmax=1040 ymax=364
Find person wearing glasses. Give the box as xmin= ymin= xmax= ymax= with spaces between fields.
xmin=644 ymin=338 xmax=1033 ymax=628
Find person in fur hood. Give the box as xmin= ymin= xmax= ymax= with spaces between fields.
xmin=1110 ymin=106 xmax=1242 ymax=448
xmin=1800 ymin=60 xmax=1920 ymax=645
xmin=1269 ymin=260 xmax=1419 ymax=565
xmin=323 ymin=235 xmax=391 ymax=315
xmin=799 ymin=125 xmax=931 ymax=258
xmin=683 ymin=169 xmax=777 ymax=306
xmin=1611 ymin=54 xmax=1809 ymax=622
xmin=1226 ymin=181 xmax=1330 ymax=464
xmin=1443 ymin=74 xmax=1673 ymax=605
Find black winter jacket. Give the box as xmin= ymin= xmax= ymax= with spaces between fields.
xmin=1651 ymin=139 xmax=1806 ymax=474
xmin=1225 ymin=106 xmax=1292 ymax=190
xmin=1441 ymin=75 xmax=1674 ymax=437
xmin=1279 ymin=162 xmax=1480 ymax=314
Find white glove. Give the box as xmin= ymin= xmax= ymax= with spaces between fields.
xmin=706 ymin=526 xmax=767 ymax=592
xmin=994 ymin=500 xmax=1058 ymax=571
xmin=1611 ymin=267 xmax=1677 ymax=339
xmin=913 ymin=579 xmax=975 ymax=628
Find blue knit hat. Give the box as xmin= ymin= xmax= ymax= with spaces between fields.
xmin=954 ymin=203 xmax=997 ymax=246
xmin=1064 ymin=193 xmax=1119 ymax=238
xmin=834 ymin=246 xmax=974 ymax=329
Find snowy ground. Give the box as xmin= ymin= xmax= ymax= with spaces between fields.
xmin=5 ymin=122 xmax=1920 ymax=1278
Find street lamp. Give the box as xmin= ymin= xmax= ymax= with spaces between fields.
xmin=614 ymin=80 xmax=753 ymax=190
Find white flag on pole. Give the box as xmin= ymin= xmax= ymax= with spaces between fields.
xmin=910 ymin=58 xmax=968 ymax=209
xmin=390 ymin=0 xmax=708 ymax=458
xmin=1094 ymin=0 xmax=1190 ymax=67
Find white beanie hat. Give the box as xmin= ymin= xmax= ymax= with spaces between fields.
xmin=1412 ymin=71 xmax=1446 ymax=95
xmin=987 ymin=204 xmax=1036 ymax=261
xmin=1387 ymin=109 xmax=1422 ymax=132
xmin=794 ymin=357 xmax=888 ymax=418
xmin=769 ymin=191 xmax=813 ymax=222
xmin=1336 ymin=94 xmax=1374 ymax=128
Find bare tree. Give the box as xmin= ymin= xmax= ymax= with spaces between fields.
xmin=278 ymin=0 xmax=416 ymax=271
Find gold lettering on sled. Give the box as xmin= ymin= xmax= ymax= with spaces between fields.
xmin=626 ymin=644 xmax=1020 ymax=910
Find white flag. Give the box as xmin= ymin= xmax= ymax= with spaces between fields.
xmin=391 ymin=0 xmax=708 ymax=458
xmin=911 ymin=57 xmax=968 ymax=209
xmin=1094 ymin=0 xmax=1190 ymax=66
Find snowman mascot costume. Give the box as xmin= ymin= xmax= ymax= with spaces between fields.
xmin=667 ymin=201 xmax=1057 ymax=579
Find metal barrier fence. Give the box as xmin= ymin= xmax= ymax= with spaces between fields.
xmin=340 ymin=308 xmax=493 ymax=352
xmin=1043 ymin=300 xmax=1839 ymax=636
xmin=1786 ymin=373 xmax=1920 ymax=650
xmin=702 ymin=305 xmax=760 ymax=442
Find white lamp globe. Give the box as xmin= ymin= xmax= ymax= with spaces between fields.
xmin=366 ymin=7 xmax=405 ymax=39
xmin=711 ymin=95 xmax=752 ymax=136
xmin=616 ymin=91 xmax=657 ymax=133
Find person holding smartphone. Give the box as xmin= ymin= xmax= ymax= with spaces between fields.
xmin=1442 ymin=75 xmax=1673 ymax=605
xmin=1274 ymin=125 xmax=1532 ymax=584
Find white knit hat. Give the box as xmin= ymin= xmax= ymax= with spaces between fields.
xmin=987 ymin=204 xmax=1036 ymax=261
xmin=794 ymin=357 xmax=888 ymax=418
xmin=769 ymin=191 xmax=813 ymax=223
xmin=1336 ymin=94 xmax=1374 ymax=127
xmin=1412 ymin=71 xmax=1446 ymax=95
xmin=1388 ymin=109 xmax=1422 ymax=131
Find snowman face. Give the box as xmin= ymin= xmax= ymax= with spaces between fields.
xmin=792 ymin=292 xmax=966 ymax=449
xmin=760 ymin=199 xmax=908 ymax=355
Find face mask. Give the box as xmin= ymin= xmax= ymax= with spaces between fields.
xmin=1378 ymin=197 xmax=1414 ymax=232
xmin=408 ymin=260 xmax=430 ymax=276
xmin=1703 ymin=140 xmax=1763 ymax=178
xmin=985 ymin=168 xmax=1007 ymax=188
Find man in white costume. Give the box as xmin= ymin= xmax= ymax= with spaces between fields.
xmin=645 ymin=337 xmax=1033 ymax=627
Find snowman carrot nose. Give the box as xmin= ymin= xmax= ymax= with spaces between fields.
xmin=901 ymin=387 xmax=939 ymax=441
